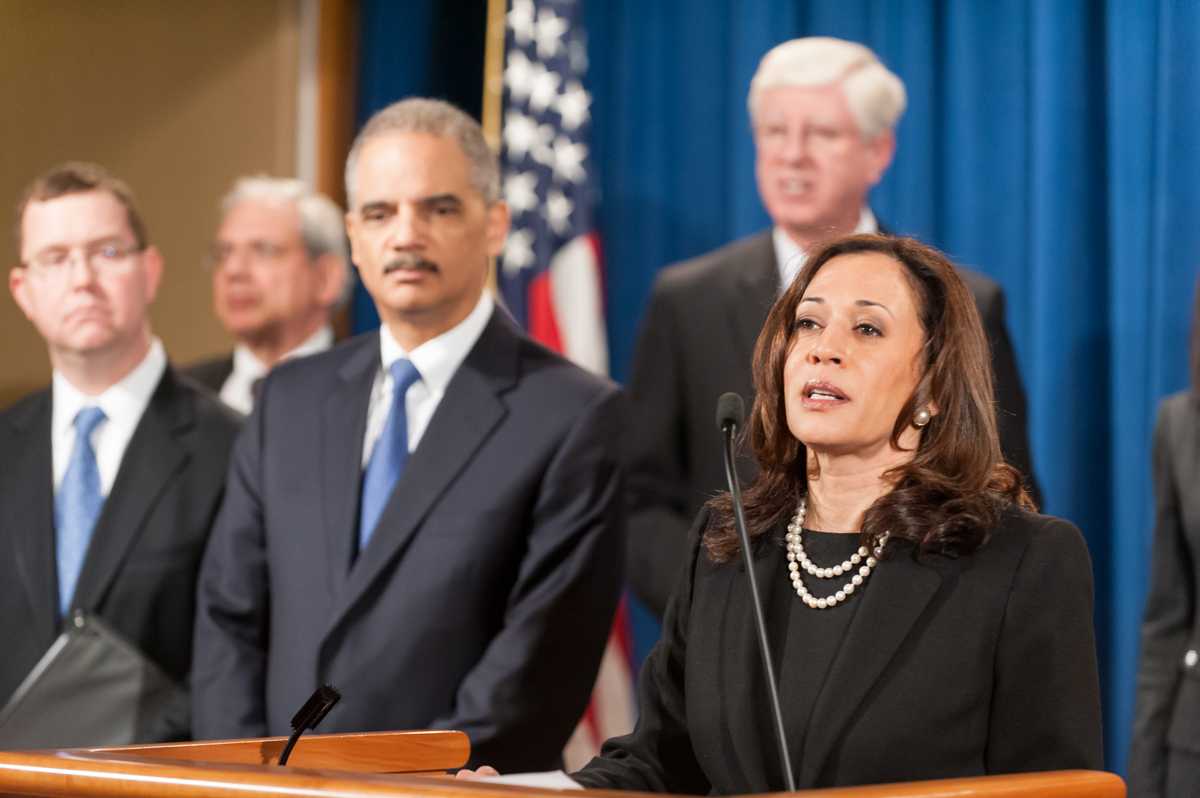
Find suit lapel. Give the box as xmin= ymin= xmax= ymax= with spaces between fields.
xmin=325 ymin=313 xmax=517 ymax=636
xmin=729 ymin=233 xmax=780 ymax=366
xmin=797 ymin=546 xmax=943 ymax=786
xmin=320 ymin=336 xmax=379 ymax=591
xmin=3 ymin=393 xmax=59 ymax=640
xmin=71 ymin=370 xmax=192 ymax=612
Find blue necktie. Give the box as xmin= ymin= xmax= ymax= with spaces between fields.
xmin=358 ymin=359 xmax=422 ymax=551
xmin=55 ymin=406 xmax=107 ymax=615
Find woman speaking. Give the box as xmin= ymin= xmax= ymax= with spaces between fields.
xmin=471 ymin=234 xmax=1104 ymax=791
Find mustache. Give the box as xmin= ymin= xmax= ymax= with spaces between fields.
xmin=383 ymin=254 xmax=439 ymax=274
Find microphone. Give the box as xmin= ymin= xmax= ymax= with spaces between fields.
xmin=277 ymin=684 xmax=341 ymax=766
xmin=716 ymin=392 xmax=796 ymax=792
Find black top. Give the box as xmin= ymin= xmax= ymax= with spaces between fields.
xmin=776 ymin=531 xmax=864 ymax=767
xmin=574 ymin=506 xmax=1102 ymax=794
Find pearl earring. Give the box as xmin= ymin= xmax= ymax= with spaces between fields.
xmin=913 ymin=407 xmax=931 ymax=428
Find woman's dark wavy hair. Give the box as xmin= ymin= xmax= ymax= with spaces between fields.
xmin=705 ymin=234 xmax=1033 ymax=562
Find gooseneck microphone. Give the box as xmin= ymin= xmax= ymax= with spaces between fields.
xmin=716 ymin=393 xmax=796 ymax=792
xmin=277 ymin=684 xmax=341 ymax=766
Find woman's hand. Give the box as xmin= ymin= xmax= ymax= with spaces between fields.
xmin=455 ymin=766 xmax=500 ymax=780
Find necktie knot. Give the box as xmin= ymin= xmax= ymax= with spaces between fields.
xmin=73 ymin=408 xmax=106 ymax=439
xmin=74 ymin=406 xmax=107 ymax=438
xmin=390 ymin=359 xmax=421 ymax=396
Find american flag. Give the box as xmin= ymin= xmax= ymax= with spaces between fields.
xmin=497 ymin=0 xmax=633 ymax=769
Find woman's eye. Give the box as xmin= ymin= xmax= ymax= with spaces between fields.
xmin=856 ymin=322 xmax=882 ymax=337
xmin=792 ymin=317 xmax=819 ymax=332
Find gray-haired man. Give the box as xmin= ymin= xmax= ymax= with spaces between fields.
xmin=188 ymin=177 xmax=350 ymax=414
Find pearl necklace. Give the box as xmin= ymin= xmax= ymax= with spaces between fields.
xmin=785 ymin=498 xmax=889 ymax=610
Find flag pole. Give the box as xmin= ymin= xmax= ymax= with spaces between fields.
xmin=482 ymin=0 xmax=506 ymax=150
xmin=482 ymin=0 xmax=507 ymax=296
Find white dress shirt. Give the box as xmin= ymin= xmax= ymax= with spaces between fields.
xmin=220 ymin=325 xmax=334 ymax=415
xmin=773 ymin=207 xmax=878 ymax=291
xmin=51 ymin=338 xmax=167 ymax=495
xmin=361 ymin=292 xmax=495 ymax=468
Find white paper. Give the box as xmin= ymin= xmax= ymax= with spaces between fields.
xmin=479 ymin=770 xmax=583 ymax=790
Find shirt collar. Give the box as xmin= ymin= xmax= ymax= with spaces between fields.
xmin=773 ymin=207 xmax=879 ymax=291
xmin=52 ymin=337 xmax=167 ymax=439
xmin=378 ymin=291 xmax=494 ymax=396
xmin=230 ymin=324 xmax=335 ymax=381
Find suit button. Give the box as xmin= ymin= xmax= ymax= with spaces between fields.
xmin=1185 ymin=649 xmax=1198 ymax=668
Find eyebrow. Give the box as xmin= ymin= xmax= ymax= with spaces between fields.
xmin=33 ymin=235 xmax=128 ymax=254
xmin=358 ymin=194 xmax=464 ymax=214
xmin=798 ymin=296 xmax=895 ymax=318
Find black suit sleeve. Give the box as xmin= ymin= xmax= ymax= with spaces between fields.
xmin=572 ymin=509 xmax=711 ymax=795
xmin=985 ymin=516 xmax=1103 ymax=772
xmin=1129 ymin=399 xmax=1196 ymax=798
xmin=191 ymin=405 xmax=271 ymax=739
xmin=430 ymin=388 xmax=626 ymax=771
xmin=977 ymin=286 xmax=1041 ymax=505
xmin=624 ymin=281 xmax=695 ymax=618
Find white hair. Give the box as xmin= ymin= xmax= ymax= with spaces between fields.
xmin=747 ymin=37 xmax=907 ymax=140
xmin=344 ymin=97 xmax=500 ymax=209
xmin=220 ymin=176 xmax=352 ymax=307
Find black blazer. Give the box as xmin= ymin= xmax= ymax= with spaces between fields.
xmin=192 ymin=310 xmax=626 ymax=771
xmin=0 ymin=368 xmax=240 ymax=740
xmin=1129 ymin=392 xmax=1200 ymax=798
xmin=625 ymin=230 xmax=1041 ymax=618
xmin=183 ymin=354 xmax=234 ymax=395
xmin=576 ymin=506 xmax=1103 ymax=794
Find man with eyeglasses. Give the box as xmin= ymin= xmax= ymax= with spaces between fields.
xmin=0 ymin=162 xmax=240 ymax=744
xmin=625 ymin=37 xmax=1040 ymax=620
xmin=187 ymin=177 xmax=350 ymax=415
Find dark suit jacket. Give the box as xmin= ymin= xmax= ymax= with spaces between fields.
xmin=0 ymin=368 xmax=240 ymax=741
xmin=1130 ymin=392 xmax=1200 ymax=798
xmin=576 ymin=506 xmax=1102 ymax=793
xmin=192 ymin=310 xmax=625 ymax=771
xmin=626 ymin=230 xmax=1041 ymax=617
xmin=184 ymin=354 xmax=234 ymax=395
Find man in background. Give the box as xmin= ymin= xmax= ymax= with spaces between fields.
xmin=192 ymin=98 xmax=625 ymax=771
xmin=0 ymin=162 xmax=239 ymax=743
xmin=187 ymin=177 xmax=349 ymax=414
xmin=626 ymin=37 xmax=1039 ymax=618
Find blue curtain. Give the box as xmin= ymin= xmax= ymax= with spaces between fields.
xmin=585 ymin=0 xmax=1200 ymax=773
xmin=354 ymin=0 xmax=1200 ymax=772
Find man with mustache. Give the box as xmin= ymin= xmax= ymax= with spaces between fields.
xmin=0 ymin=162 xmax=240 ymax=744
xmin=187 ymin=177 xmax=349 ymax=415
xmin=192 ymin=98 xmax=625 ymax=771
xmin=625 ymin=37 xmax=1039 ymax=619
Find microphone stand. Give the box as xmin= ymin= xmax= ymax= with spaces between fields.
xmin=722 ymin=416 xmax=797 ymax=792
xmin=277 ymin=684 xmax=341 ymax=766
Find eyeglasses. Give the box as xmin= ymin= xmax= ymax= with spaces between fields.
xmin=207 ymin=240 xmax=303 ymax=271
xmin=24 ymin=240 xmax=143 ymax=275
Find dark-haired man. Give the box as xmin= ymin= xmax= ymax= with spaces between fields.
xmin=1 ymin=162 xmax=240 ymax=744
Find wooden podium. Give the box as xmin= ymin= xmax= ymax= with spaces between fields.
xmin=0 ymin=731 xmax=1125 ymax=797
